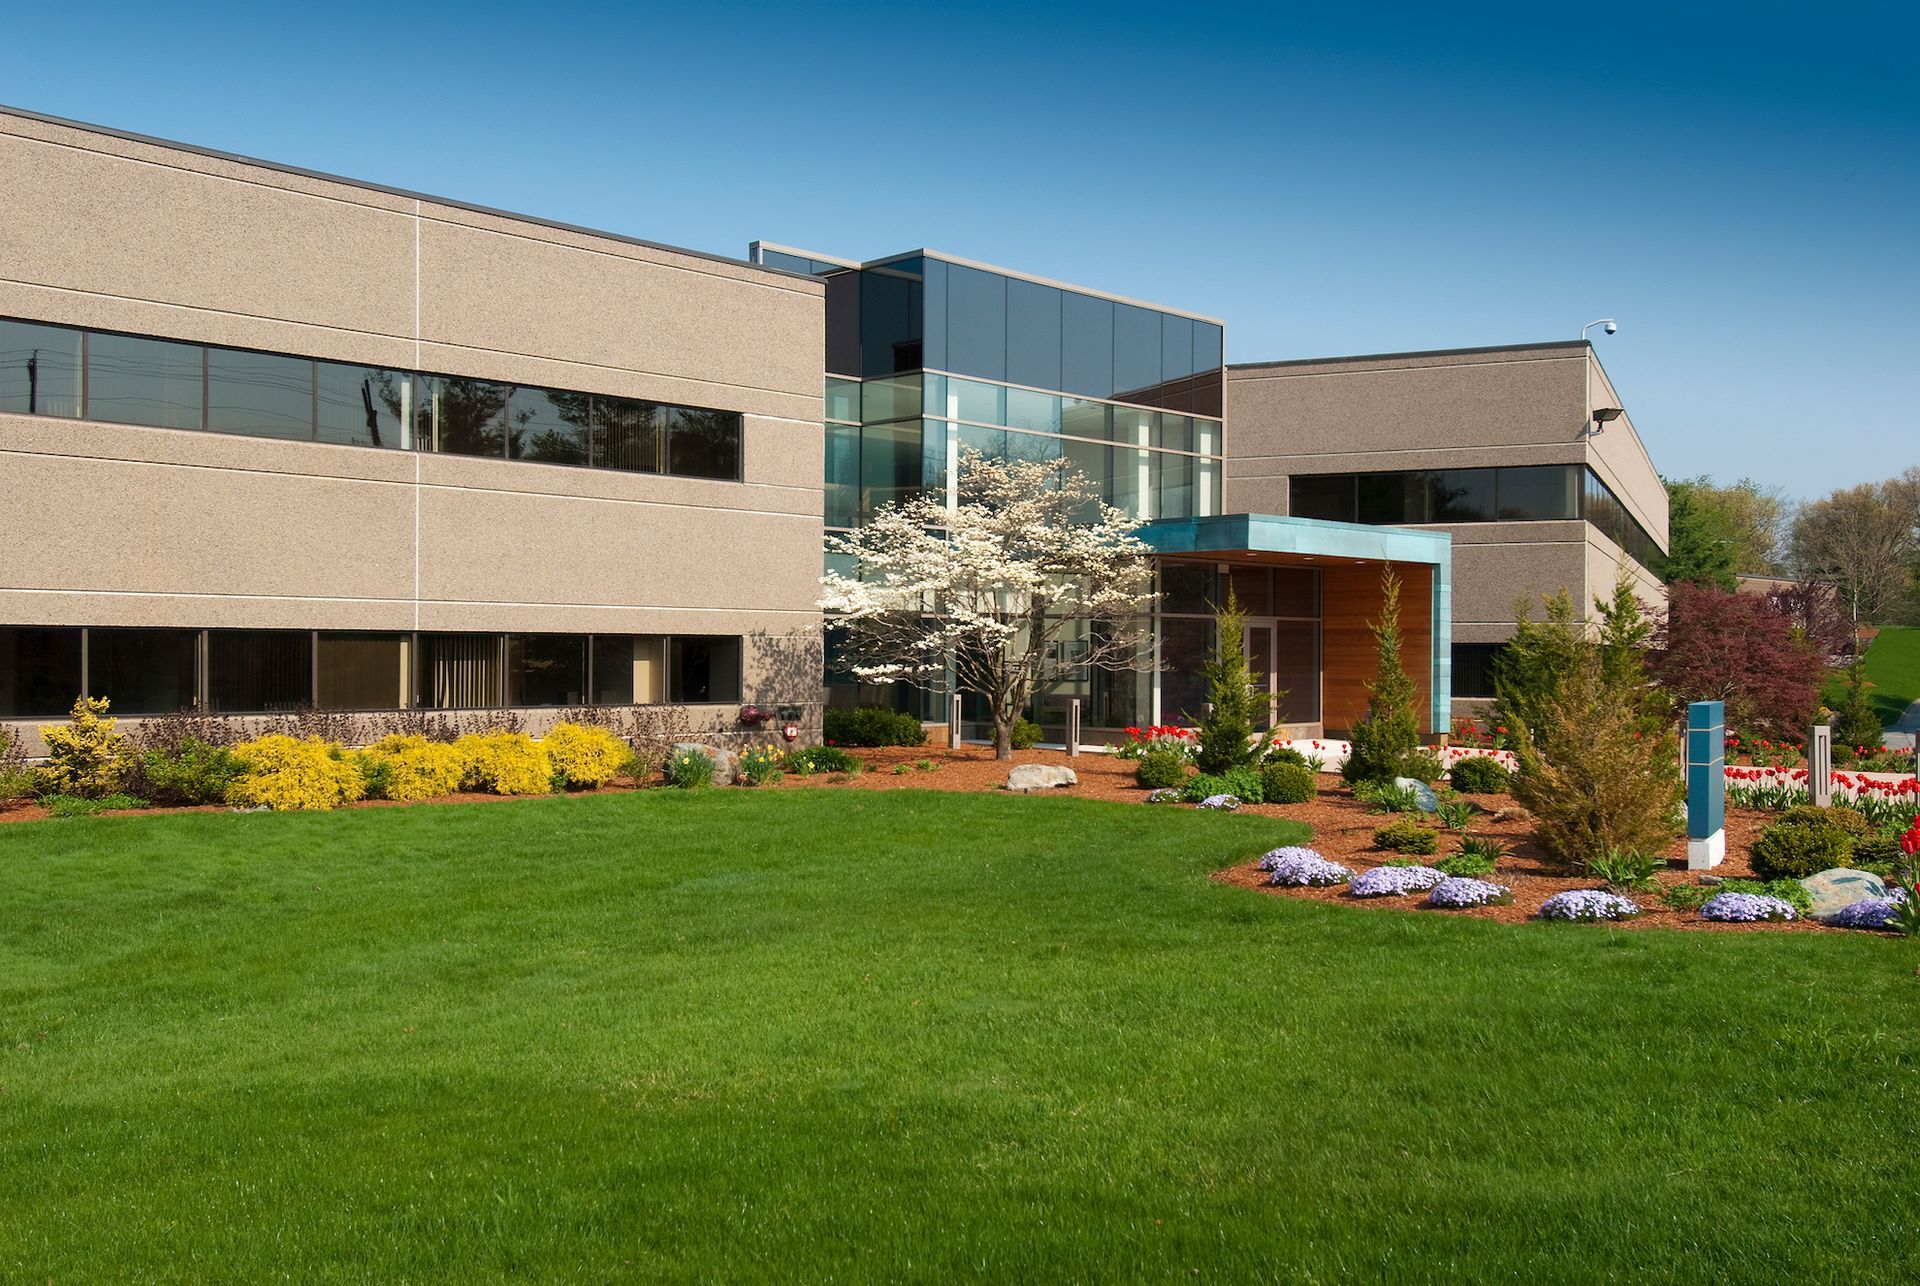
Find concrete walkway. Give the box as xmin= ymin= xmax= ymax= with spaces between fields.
xmin=1887 ymin=697 xmax=1920 ymax=752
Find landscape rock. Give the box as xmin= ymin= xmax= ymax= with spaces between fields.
xmin=672 ymin=742 xmax=737 ymax=786
xmin=1392 ymin=777 xmax=1440 ymax=813
xmin=1803 ymin=868 xmax=1888 ymax=921
xmin=1006 ymin=764 xmax=1077 ymax=793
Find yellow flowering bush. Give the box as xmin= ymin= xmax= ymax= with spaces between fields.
xmin=39 ymin=696 xmax=133 ymax=798
xmin=455 ymin=731 xmax=554 ymax=796
xmin=542 ymin=722 xmax=629 ymax=790
xmin=355 ymin=734 xmax=463 ymax=802
xmin=225 ymin=735 xmax=365 ymax=811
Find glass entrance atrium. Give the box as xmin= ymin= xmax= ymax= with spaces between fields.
xmin=750 ymin=246 xmax=1226 ymax=532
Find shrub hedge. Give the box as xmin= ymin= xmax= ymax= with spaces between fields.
xmin=1447 ymin=755 xmax=1512 ymax=794
xmin=226 ymin=735 xmax=365 ymax=812
xmin=823 ymin=707 xmax=927 ymax=747
xmin=1260 ymin=761 xmax=1315 ymax=804
xmin=1373 ymin=818 xmax=1440 ymax=855
xmin=1134 ymin=748 xmax=1188 ymax=790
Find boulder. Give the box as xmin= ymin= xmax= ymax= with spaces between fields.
xmin=1803 ymin=868 xmax=1889 ymax=921
xmin=672 ymin=742 xmax=736 ymax=786
xmin=1392 ymin=777 xmax=1440 ymax=813
xmin=1006 ymin=764 xmax=1077 ymax=793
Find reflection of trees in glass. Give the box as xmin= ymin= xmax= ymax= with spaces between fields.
xmin=366 ymin=370 xmax=406 ymax=447
xmin=430 ymin=378 xmax=507 ymax=456
xmin=509 ymin=388 xmax=591 ymax=465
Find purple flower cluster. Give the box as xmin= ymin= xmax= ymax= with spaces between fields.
xmin=1349 ymin=864 xmax=1445 ymax=898
xmin=1257 ymin=847 xmax=1351 ymax=887
xmin=1197 ymin=794 xmax=1241 ymax=811
xmin=1825 ymin=896 xmax=1906 ymax=931
xmin=1538 ymin=889 xmax=1642 ymax=922
xmin=1698 ymin=891 xmax=1798 ymax=923
xmin=1426 ymin=876 xmax=1513 ymax=909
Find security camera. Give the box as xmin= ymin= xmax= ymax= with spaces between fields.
xmin=1603 ymin=321 xmax=1617 ymax=335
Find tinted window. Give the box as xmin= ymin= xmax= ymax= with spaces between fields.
xmin=825 ymin=377 xmax=860 ymax=423
xmin=1005 ymin=278 xmax=1062 ymax=391
xmin=1112 ymin=305 xmax=1162 ymax=399
xmin=1359 ymin=472 xmax=1428 ymax=524
xmin=506 ymin=634 xmax=588 ymax=706
xmin=1161 ymin=314 xmax=1195 ymax=382
xmin=860 ymin=266 xmax=922 ymax=375
xmin=1453 ymin=642 xmax=1506 ymax=699
xmin=1159 ymin=563 xmax=1216 ymax=614
xmin=1158 ymin=618 xmax=1212 ymax=726
xmin=417 ymin=633 xmax=500 ymax=708
xmin=945 ymin=265 xmax=1007 ymax=382
xmin=423 ymin=376 xmax=506 ymax=458
xmin=89 ymin=627 xmax=197 ymax=714
xmin=1157 ymin=451 xmax=1194 ymax=519
xmin=1154 ymin=413 xmax=1193 ymax=453
xmin=861 ymin=421 xmax=924 ymax=516
xmin=824 ymin=423 xmax=859 ymax=528
xmin=1431 ymin=468 xmax=1494 ymax=521
xmin=317 ymin=633 xmax=404 ymax=710
xmin=669 ymin=636 xmax=741 ymax=703
xmin=206 ymin=349 xmax=313 ymax=440
xmin=1061 ymin=292 xmax=1114 ymax=399
xmin=1497 ymin=465 xmax=1580 ymax=520
xmin=1274 ymin=619 xmax=1320 ymax=723
xmin=919 ymin=258 xmax=947 ymax=373
xmin=1005 ymin=387 xmax=1060 ymax=433
xmin=316 ymin=362 xmax=405 ymax=448
xmin=1290 ymin=474 xmax=1355 ymax=522
xmin=1194 ymin=323 xmax=1224 ymax=373
xmin=592 ymin=397 xmax=661 ymax=473
xmin=208 ymin=630 xmax=311 ymax=712
xmin=508 ymin=387 xmax=590 ymax=466
xmin=86 ymin=332 xmax=203 ymax=430
xmin=667 ymin=408 xmax=741 ymax=480
xmin=591 ymin=635 xmax=637 ymax=705
xmin=0 ymin=626 xmax=81 ymax=717
xmin=1060 ymin=398 xmax=1109 ymax=441
xmin=0 ymin=319 xmax=81 ymax=417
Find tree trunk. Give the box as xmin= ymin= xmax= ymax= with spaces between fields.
xmin=993 ymin=717 xmax=1013 ymax=761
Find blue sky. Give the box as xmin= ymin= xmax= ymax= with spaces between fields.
xmin=6 ymin=1 xmax=1913 ymax=499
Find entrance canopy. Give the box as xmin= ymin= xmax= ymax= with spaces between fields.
xmin=1138 ymin=513 xmax=1452 ymax=736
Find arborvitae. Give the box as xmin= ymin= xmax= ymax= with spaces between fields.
xmin=1195 ymin=586 xmax=1261 ymax=775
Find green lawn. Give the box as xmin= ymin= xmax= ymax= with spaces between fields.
xmin=3 ymin=790 xmax=1916 ymax=1281
xmin=1862 ymin=624 xmax=1920 ymax=727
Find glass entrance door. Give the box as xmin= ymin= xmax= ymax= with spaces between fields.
xmin=1243 ymin=621 xmax=1277 ymax=731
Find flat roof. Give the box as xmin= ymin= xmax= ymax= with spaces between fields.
xmin=0 ymin=103 xmax=816 ymax=284
xmin=751 ymin=241 xmax=1225 ymax=326
xmin=1140 ymin=513 xmax=1452 ymax=567
xmin=1229 ymin=340 xmax=1591 ymax=371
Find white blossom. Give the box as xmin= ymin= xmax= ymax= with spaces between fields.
xmin=820 ymin=450 xmax=1159 ymax=758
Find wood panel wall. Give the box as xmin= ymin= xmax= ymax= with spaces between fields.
xmin=1319 ymin=562 xmax=1435 ymax=736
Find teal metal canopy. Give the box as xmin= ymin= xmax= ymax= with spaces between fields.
xmin=1138 ymin=513 xmax=1450 ymax=567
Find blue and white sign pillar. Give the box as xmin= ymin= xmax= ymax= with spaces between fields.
xmin=1686 ymin=700 xmax=1726 ymax=870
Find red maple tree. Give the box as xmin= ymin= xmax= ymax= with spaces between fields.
xmin=1652 ymin=583 xmax=1826 ymax=737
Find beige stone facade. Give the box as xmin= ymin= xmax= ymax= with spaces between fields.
xmin=0 ymin=107 xmax=827 ymax=748
xmin=1225 ymin=342 xmax=1668 ymax=717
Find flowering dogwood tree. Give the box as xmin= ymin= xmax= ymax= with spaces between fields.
xmin=819 ymin=450 xmax=1157 ymax=760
